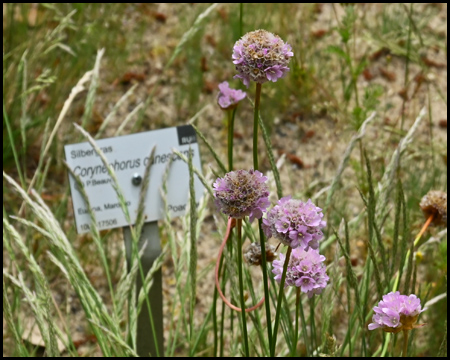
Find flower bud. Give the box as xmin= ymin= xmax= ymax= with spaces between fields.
xmin=244 ymin=242 xmax=276 ymax=266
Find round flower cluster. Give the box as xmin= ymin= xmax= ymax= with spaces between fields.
xmin=272 ymin=247 xmax=329 ymax=297
xmin=262 ymin=196 xmax=326 ymax=250
xmin=420 ymin=190 xmax=447 ymax=227
xmin=217 ymin=81 xmax=247 ymax=110
xmin=213 ymin=169 xmax=270 ymax=222
xmin=244 ymin=242 xmax=276 ymax=266
xmin=232 ymin=29 xmax=294 ymax=88
xmin=368 ymin=291 xmax=427 ymax=333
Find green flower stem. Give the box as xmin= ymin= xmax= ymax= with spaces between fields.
xmin=253 ymin=83 xmax=262 ymax=170
xmin=221 ymin=228 xmax=234 ymax=356
xmin=226 ymin=233 xmax=235 ymax=353
xmin=298 ymin=293 xmax=310 ymax=357
xmin=292 ymin=287 xmax=301 ymax=356
xmin=258 ymin=219 xmax=272 ymax=349
xmin=402 ymin=330 xmax=409 ymax=357
xmin=401 ymin=3 xmax=413 ymax=132
xmin=392 ymin=214 xmax=434 ymax=292
xmin=219 ymin=297 xmax=226 ymax=357
xmin=212 ymin=289 xmax=218 ymax=356
xmin=239 ymin=3 xmax=243 ymax=38
xmin=236 ymin=218 xmax=249 ymax=356
xmin=310 ymin=296 xmax=317 ymax=352
xmin=253 ymin=82 xmax=273 ymax=350
xmin=385 ymin=214 xmax=432 ymax=356
xmin=227 ymin=108 xmax=237 ymax=171
xmin=271 ymin=246 xmax=292 ymax=356
xmin=213 ymin=252 xmax=225 ymax=356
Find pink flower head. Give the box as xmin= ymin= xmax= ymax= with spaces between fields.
xmin=217 ymin=81 xmax=247 ymax=110
xmin=265 ymin=65 xmax=289 ymax=82
xmin=232 ymin=29 xmax=294 ymax=88
xmin=272 ymin=247 xmax=329 ymax=297
xmin=368 ymin=291 xmax=427 ymax=333
xmin=262 ymin=196 xmax=326 ymax=250
xmin=213 ymin=169 xmax=270 ymax=222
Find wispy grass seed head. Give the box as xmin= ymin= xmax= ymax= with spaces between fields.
xmin=272 ymin=247 xmax=329 ymax=297
xmin=420 ymin=190 xmax=447 ymax=227
xmin=232 ymin=29 xmax=294 ymax=88
xmin=217 ymin=81 xmax=246 ymax=110
xmin=368 ymin=291 xmax=427 ymax=333
xmin=262 ymin=196 xmax=326 ymax=250
xmin=213 ymin=169 xmax=270 ymax=222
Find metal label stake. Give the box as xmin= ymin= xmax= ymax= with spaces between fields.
xmin=124 ymin=222 xmax=164 ymax=357
xmin=64 ymin=125 xmax=204 ymax=357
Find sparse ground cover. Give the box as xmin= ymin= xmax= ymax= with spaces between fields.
xmin=3 ymin=3 xmax=447 ymax=357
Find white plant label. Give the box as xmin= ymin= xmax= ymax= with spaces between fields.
xmin=65 ymin=125 xmax=204 ymax=234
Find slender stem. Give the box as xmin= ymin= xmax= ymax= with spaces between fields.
xmin=402 ymin=330 xmax=409 ymax=357
xmin=219 ymin=297 xmax=225 ymax=357
xmin=298 ymin=294 xmax=310 ymax=357
xmin=215 ymin=218 xmax=267 ymax=312
xmin=239 ymin=3 xmax=243 ymax=38
xmin=414 ymin=214 xmax=434 ymax=246
xmin=426 ymin=83 xmax=436 ymax=182
xmin=253 ymin=83 xmax=262 ymax=170
xmin=392 ymin=214 xmax=434 ymax=291
xmin=212 ymin=300 xmax=217 ymax=356
xmin=292 ymin=288 xmax=300 ymax=356
xmin=3 ymin=103 xmax=26 ymax=188
xmin=345 ymin=276 xmax=353 ymax=356
xmin=310 ymin=296 xmax=317 ymax=352
xmin=361 ymin=261 xmax=370 ymax=357
xmin=213 ymin=252 xmax=225 ymax=356
xmin=227 ymin=226 xmax=234 ymax=348
xmin=271 ymin=247 xmax=292 ymax=356
xmin=401 ymin=3 xmax=413 ymax=132
xmin=236 ymin=218 xmax=249 ymax=356
xmin=251 ymin=80 xmax=273 ymax=350
xmin=349 ymin=47 xmax=360 ymax=109
xmin=227 ymin=108 xmax=236 ymax=171
xmin=252 ymin=81 xmax=273 ymax=350
xmin=258 ymin=219 xmax=273 ymax=349
xmin=126 ymin=226 xmax=160 ymax=356
xmin=359 ymin=141 xmax=368 ymax=249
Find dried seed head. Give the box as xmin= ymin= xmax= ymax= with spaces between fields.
xmin=420 ymin=190 xmax=447 ymax=227
xmin=244 ymin=242 xmax=276 ymax=266
xmin=326 ymin=334 xmax=337 ymax=357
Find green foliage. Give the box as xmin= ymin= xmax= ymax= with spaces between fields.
xmin=338 ymin=5 xmax=357 ymax=43
xmin=3 ymin=3 xmax=147 ymax=169
xmin=3 ymin=3 xmax=447 ymax=358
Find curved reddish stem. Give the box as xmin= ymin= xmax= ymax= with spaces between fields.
xmin=414 ymin=214 xmax=434 ymax=246
xmin=215 ymin=217 xmax=267 ymax=312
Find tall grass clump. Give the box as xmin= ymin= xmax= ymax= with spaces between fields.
xmin=3 ymin=3 xmax=447 ymax=357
